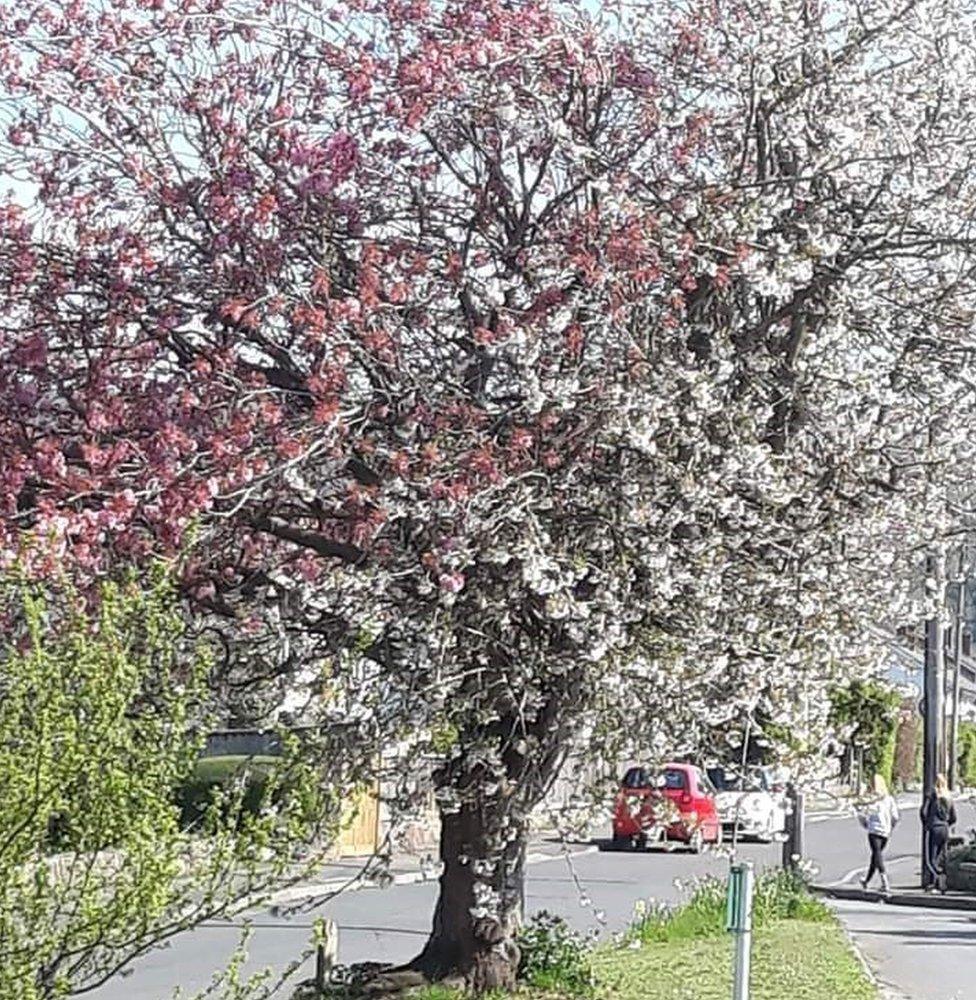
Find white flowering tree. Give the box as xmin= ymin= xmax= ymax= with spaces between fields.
xmin=3 ymin=0 xmax=976 ymax=988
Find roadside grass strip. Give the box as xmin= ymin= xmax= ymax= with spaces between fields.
xmin=594 ymin=869 xmax=877 ymax=1000
xmin=400 ymin=869 xmax=878 ymax=1000
xmin=592 ymin=919 xmax=877 ymax=1000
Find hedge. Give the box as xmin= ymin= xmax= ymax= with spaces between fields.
xmin=957 ymin=723 xmax=976 ymax=788
xmin=878 ymin=722 xmax=897 ymax=791
xmin=829 ymin=680 xmax=901 ymax=788
xmin=176 ymin=754 xmax=281 ymax=830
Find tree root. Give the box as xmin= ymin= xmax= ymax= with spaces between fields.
xmin=291 ymin=962 xmax=450 ymax=1000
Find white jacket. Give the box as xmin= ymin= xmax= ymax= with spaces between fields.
xmin=861 ymin=795 xmax=900 ymax=837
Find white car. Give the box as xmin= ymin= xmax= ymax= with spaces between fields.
xmin=706 ymin=766 xmax=787 ymax=842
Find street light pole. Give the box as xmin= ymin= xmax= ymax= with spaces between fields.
xmin=922 ymin=551 xmax=946 ymax=888
xmin=949 ymin=547 xmax=965 ymax=791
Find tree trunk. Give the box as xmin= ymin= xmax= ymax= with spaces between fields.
xmin=409 ymin=802 xmax=526 ymax=991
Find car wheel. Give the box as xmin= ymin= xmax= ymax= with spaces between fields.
xmin=688 ymin=829 xmax=704 ymax=854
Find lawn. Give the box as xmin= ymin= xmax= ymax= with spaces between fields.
xmin=592 ymin=919 xmax=877 ymax=1000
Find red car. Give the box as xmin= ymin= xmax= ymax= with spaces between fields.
xmin=612 ymin=762 xmax=722 ymax=852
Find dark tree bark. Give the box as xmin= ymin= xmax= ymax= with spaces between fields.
xmin=407 ymin=649 xmax=584 ymax=989
xmin=410 ymin=802 xmax=527 ymax=991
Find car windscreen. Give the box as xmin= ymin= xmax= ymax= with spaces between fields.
xmin=662 ymin=769 xmax=687 ymax=790
xmin=707 ymin=767 xmax=764 ymax=792
xmin=622 ymin=767 xmax=650 ymax=788
xmin=707 ymin=767 xmax=731 ymax=790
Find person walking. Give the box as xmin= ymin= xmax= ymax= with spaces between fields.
xmin=858 ymin=774 xmax=899 ymax=893
xmin=921 ymin=772 xmax=956 ymax=891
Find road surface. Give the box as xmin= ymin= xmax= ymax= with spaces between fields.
xmin=88 ymin=800 xmax=892 ymax=999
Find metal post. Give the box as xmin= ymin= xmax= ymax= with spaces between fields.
xmin=727 ymin=862 xmax=754 ymax=1000
xmin=949 ymin=548 xmax=965 ymax=791
xmin=922 ymin=552 xmax=946 ymax=888
xmin=793 ymin=791 xmax=805 ymax=863
xmin=780 ymin=787 xmax=805 ymax=871
xmin=781 ymin=785 xmax=796 ymax=871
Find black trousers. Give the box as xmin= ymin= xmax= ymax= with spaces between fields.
xmin=926 ymin=826 xmax=949 ymax=879
xmin=866 ymin=833 xmax=888 ymax=882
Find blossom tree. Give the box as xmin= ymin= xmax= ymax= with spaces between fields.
xmin=4 ymin=0 xmax=976 ymax=988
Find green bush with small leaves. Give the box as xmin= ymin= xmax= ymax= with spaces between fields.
xmin=177 ymin=754 xmax=281 ymax=830
xmin=829 ymin=680 xmax=901 ymax=787
xmin=0 ymin=567 xmax=344 ymax=1000
xmin=518 ymin=911 xmax=594 ymax=994
xmin=630 ymin=868 xmax=829 ymax=944
xmin=957 ymin=723 xmax=976 ymax=788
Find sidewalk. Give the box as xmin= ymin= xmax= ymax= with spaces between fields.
xmin=828 ymin=894 xmax=976 ymax=1000
xmin=817 ymin=857 xmax=976 ymax=1000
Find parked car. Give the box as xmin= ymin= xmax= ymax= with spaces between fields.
xmin=612 ymin=762 xmax=722 ymax=852
xmin=706 ymin=765 xmax=787 ymax=842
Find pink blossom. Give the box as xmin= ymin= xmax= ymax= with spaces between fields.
xmin=271 ymin=100 xmax=293 ymax=121
xmin=323 ymin=130 xmax=359 ymax=186
xmin=438 ymin=571 xmax=465 ymax=593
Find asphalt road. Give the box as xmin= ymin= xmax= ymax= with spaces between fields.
xmin=85 ymin=801 xmax=898 ymax=1000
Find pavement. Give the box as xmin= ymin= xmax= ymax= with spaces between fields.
xmin=830 ymin=899 xmax=976 ymax=1000
xmin=814 ymin=794 xmax=976 ymax=1000
xmin=83 ymin=793 xmax=976 ymax=1000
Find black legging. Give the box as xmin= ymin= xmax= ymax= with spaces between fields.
xmin=866 ymin=833 xmax=888 ymax=882
xmin=926 ymin=826 xmax=949 ymax=879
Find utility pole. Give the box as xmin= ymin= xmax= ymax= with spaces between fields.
xmin=922 ymin=551 xmax=946 ymax=888
xmin=949 ymin=546 xmax=966 ymax=791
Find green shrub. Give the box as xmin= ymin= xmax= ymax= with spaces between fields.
xmin=829 ymin=680 xmax=901 ymax=787
xmin=518 ymin=911 xmax=593 ymax=994
xmin=752 ymin=868 xmax=830 ymax=924
xmin=629 ymin=868 xmax=828 ymax=945
xmin=957 ymin=724 xmax=976 ymax=787
xmin=892 ymin=705 xmax=918 ymax=791
xmin=630 ymin=876 xmax=726 ymax=942
xmin=176 ymin=754 xmax=281 ymax=830
xmin=878 ymin=723 xmax=897 ymax=792
xmin=408 ymin=986 xmax=465 ymax=1000
xmin=0 ymin=568 xmax=344 ymax=998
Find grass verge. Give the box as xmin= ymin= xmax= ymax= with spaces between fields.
xmin=405 ymin=870 xmax=876 ymax=1000
xmin=594 ymin=918 xmax=877 ymax=1000
xmin=600 ymin=871 xmax=876 ymax=999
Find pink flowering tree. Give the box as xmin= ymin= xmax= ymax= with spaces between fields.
xmin=4 ymin=0 xmax=976 ymax=988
